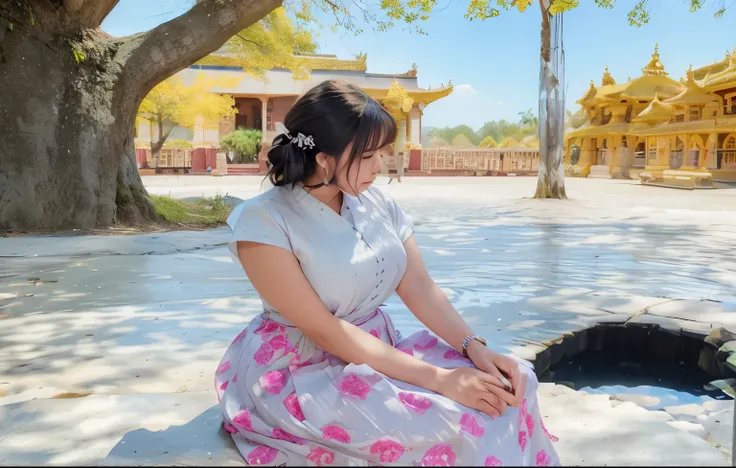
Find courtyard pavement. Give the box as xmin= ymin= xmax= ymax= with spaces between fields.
xmin=1 ymin=176 xmax=735 ymax=465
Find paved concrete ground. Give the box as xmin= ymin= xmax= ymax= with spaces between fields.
xmin=1 ymin=176 xmax=735 ymax=465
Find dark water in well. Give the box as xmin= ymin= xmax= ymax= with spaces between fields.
xmin=538 ymin=325 xmax=734 ymax=410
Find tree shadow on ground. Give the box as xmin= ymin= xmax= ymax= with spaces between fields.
xmin=102 ymin=405 xmax=243 ymax=466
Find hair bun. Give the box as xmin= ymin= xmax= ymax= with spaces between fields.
xmin=267 ymin=134 xmax=315 ymax=186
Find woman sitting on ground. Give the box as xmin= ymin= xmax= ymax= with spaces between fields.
xmin=215 ymin=80 xmax=560 ymax=466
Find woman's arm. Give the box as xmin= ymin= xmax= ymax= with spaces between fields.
xmin=396 ymin=236 xmax=479 ymax=355
xmin=396 ymin=236 xmax=523 ymax=402
xmin=237 ymin=240 xmax=516 ymax=415
xmin=237 ymin=241 xmax=445 ymax=392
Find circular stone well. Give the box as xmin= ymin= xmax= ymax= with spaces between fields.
xmin=535 ymin=323 xmax=736 ymax=403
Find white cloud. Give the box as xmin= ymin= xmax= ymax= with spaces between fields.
xmin=454 ymin=83 xmax=477 ymax=94
xmin=423 ymin=89 xmax=518 ymax=129
xmin=488 ymin=100 xmax=512 ymax=110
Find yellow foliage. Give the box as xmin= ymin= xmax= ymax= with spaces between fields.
xmin=139 ymin=73 xmax=236 ymax=130
xmin=479 ymin=136 xmax=498 ymax=148
xmin=215 ymin=8 xmax=316 ymax=80
xmin=515 ymin=0 xmax=533 ymax=13
xmin=549 ymin=0 xmax=579 ymax=15
xmin=498 ymin=136 xmax=521 ymax=148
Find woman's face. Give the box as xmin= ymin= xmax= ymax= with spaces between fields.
xmin=332 ymin=144 xmax=386 ymax=196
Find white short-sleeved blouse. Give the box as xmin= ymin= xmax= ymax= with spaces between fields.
xmin=226 ymin=183 xmax=413 ymax=323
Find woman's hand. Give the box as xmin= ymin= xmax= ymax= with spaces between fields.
xmin=467 ymin=342 xmax=527 ymax=407
xmin=435 ymin=367 xmax=517 ymax=418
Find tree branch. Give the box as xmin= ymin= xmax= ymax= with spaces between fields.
xmin=235 ymin=33 xmax=267 ymax=52
xmin=63 ymin=0 xmax=120 ymax=28
xmin=118 ymin=0 xmax=282 ymax=110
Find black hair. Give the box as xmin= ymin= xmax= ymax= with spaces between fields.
xmin=267 ymin=80 xmax=398 ymax=189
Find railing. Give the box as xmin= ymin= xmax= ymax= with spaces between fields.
xmin=633 ymin=151 xmax=647 ymax=169
xmin=717 ymin=150 xmax=736 ymax=170
xmin=156 ymin=148 xmax=193 ymax=168
xmin=422 ymin=147 xmax=539 ymax=174
xmin=669 ymin=150 xmax=684 ymax=170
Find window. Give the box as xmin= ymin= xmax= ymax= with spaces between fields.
xmin=648 ymin=147 xmax=657 ymax=163
xmin=725 ymin=94 xmax=736 ymax=115
xmin=647 ymin=138 xmax=657 ymax=163
xmin=688 ymin=106 xmax=701 ymax=121
xmin=687 ymin=150 xmax=700 ymax=167
xmin=722 ymin=136 xmax=736 ymax=168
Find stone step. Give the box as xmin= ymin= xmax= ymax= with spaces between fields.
xmin=588 ymin=165 xmax=612 ymax=179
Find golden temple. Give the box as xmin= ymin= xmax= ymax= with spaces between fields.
xmin=565 ymin=44 xmax=736 ymax=186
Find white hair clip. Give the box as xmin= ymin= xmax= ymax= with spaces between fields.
xmin=275 ymin=122 xmax=316 ymax=150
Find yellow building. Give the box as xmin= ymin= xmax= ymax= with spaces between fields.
xmin=136 ymin=53 xmax=453 ymax=174
xmin=565 ymin=45 xmax=736 ymax=186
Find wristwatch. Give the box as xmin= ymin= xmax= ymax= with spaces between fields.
xmin=461 ymin=334 xmax=487 ymax=357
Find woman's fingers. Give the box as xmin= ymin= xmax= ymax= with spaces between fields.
xmin=512 ymin=369 xmax=527 ymax=404
xmin=480 ymin=392 xmax=507 ymax=416
xmin=480 ymin=374 xmax=517 ymax=406
xmin=484 ymin=364 xmax=513 ymax=391
xmin=475 ymin=396 xmax=501 ymax=419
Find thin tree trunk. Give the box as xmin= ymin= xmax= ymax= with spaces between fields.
xmin=150 ymin=117 xmax=173 ymax=169
xmin=534 ymin=0 xmax=567 ymax=199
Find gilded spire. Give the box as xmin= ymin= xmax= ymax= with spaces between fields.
xmin=642 ymin=43 xmax=668 ymax=76
xmin=601 ymin=65 xmax=616 ymax=86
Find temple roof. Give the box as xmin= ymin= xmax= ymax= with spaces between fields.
xmin=664 ymin=68 xmax=719 ymax=105
xmin=601 ymin=66 xmax=616 ymax=86
xmin=691 ymin=47 xmax=736 ymax=90
xmin=641 ymin=44 xmax=668 ymax=76
xmin=613 ymin=74 xmax=684 ymax=101
xmin=197 ymin=52 xmax=370 ymax=72
xmin=577 ymin=47 xmax=684 ymax=105
xmin=186 ymin=52 xmax=452 ymax=108
xmin=577 ymin=80 xmax=627 ymax=105
xmin=632 ymin=94 xmax=674 ymax=123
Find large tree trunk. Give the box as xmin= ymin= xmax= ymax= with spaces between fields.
xmin=0 ymin=0 xmax=281 ymax=230
xmin=534 ymin=0 xmax=567 ymax=199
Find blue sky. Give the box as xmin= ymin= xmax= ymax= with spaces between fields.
xmin=102 ymin=0 xmax=733 ymax=130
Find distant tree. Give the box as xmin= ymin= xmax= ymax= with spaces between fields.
xmin=498 ymin=136 xmax=521 ymax=148
xmin=139 ymin=74 xmax=237 ymax=167
xmin=451 ymin=134 xmax=475 ymax=147
xmin=518 ymin=108 xmax=538 ymax=127
xmin=430 ymin=125 xmax=481 ymax=146
xmin=479 ymin=136 xmax=498 ymax=148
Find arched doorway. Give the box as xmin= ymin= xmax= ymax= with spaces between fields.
xmin=670 ymin=136 xmax=684 ymax=169
xmin=634 ymin=141 xmax=646 ymax=168
xmin=687 ymin=135 xmax=705 ymax=167
xmin=570 ymin=145 xmax=581 ymax=165
xmin=718 ymin=133 xmax=736 ymax=169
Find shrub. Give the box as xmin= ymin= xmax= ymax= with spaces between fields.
xmin=220 ymin=128 xmax=262 ymax=163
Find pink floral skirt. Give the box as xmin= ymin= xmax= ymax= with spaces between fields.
xmin=215 ymin=309 xmax=560 ymax=466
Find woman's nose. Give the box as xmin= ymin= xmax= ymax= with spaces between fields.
xmin=374 ymin=154 xmax=383 ymax=174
